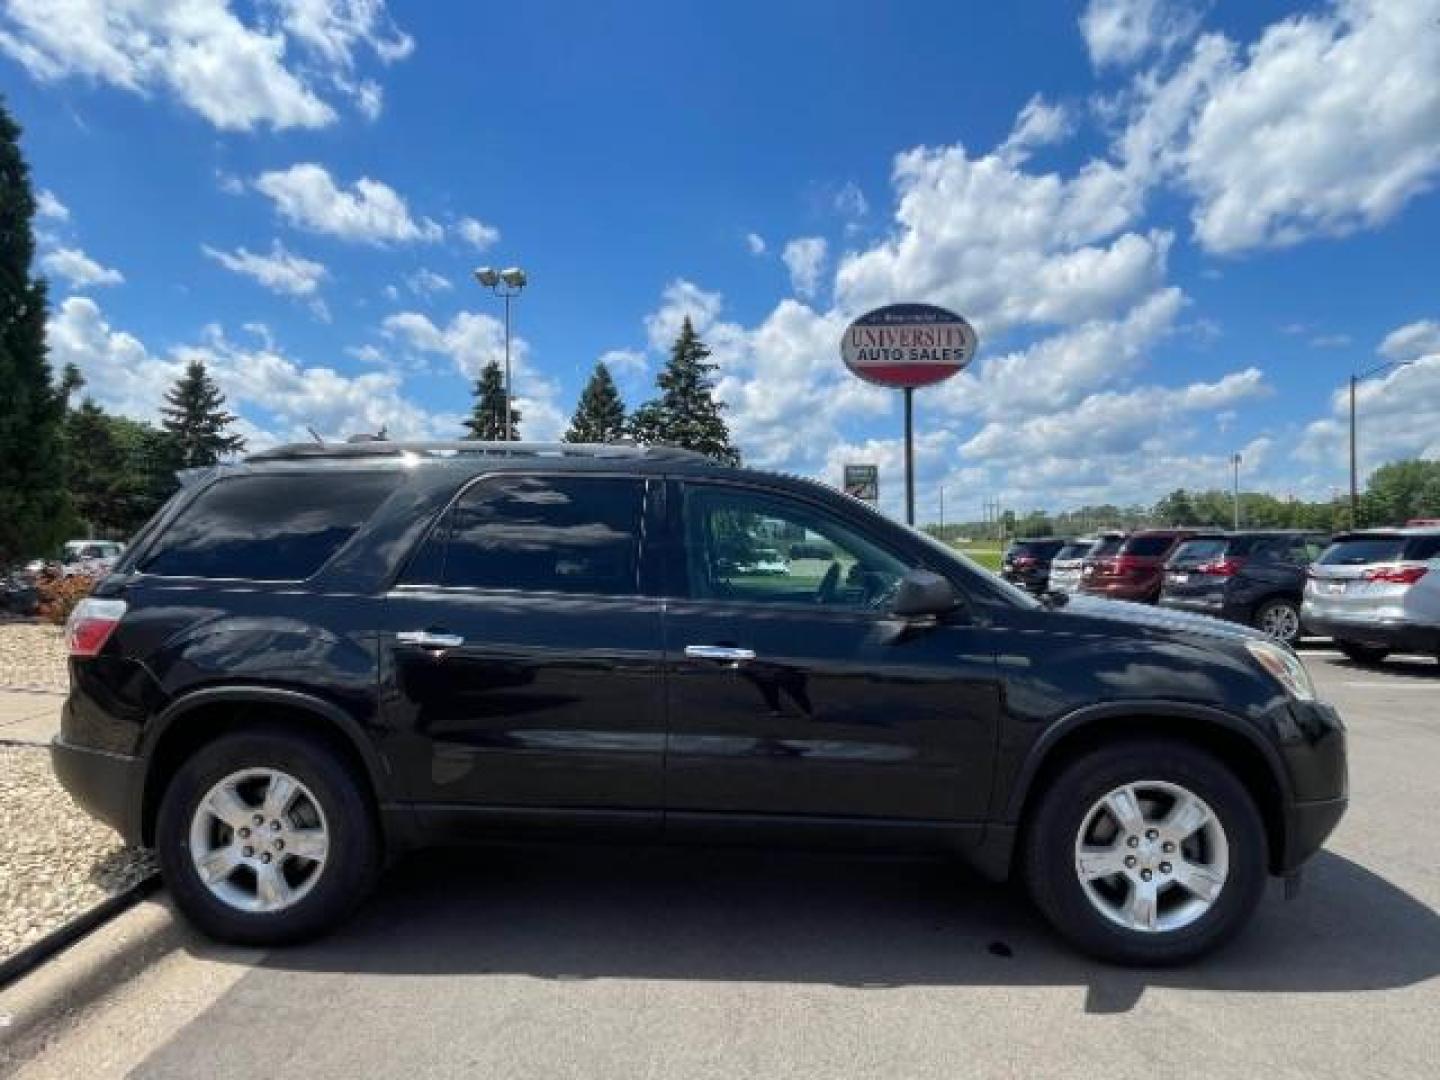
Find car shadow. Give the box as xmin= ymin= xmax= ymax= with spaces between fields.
xmin=1330 ymin=657 xmax=1440 ymax=679
xmin=242 ymin=844 xmax=1440 ymax=1014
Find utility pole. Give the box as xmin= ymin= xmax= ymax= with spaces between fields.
xmin=1231 ymin=453 xmax=1242 ymax=530
xmin=1348 ymin=360 xmax=1414 ymax=528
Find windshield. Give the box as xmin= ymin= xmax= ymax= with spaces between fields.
xmin=1122 ymin=535 xmax=1178 ymax=557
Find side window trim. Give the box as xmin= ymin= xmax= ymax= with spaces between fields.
xmin=394 ymin=470 xmax=652 ymax=599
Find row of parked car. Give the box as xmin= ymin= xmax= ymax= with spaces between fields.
xmin=1001 ymin=524 xmax=1440 ymax=662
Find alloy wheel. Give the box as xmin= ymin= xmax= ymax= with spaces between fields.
xmin=1258 ymin=603 xmax=1300 ymax=643
xmin=1073 ymin=780 xmax=1228 ymax=933
xmin=188 ymin=767 xmax=330 ymax=913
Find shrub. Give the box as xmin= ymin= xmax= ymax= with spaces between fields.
xmin=35 ymin=573 xmax=95 ymax=625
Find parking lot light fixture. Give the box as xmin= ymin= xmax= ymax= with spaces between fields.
xmin=472 ymin=265 xmax=528 ymax=440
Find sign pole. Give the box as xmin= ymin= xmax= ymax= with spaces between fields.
xmin=904 ymin=387 xmax=915 ymax=526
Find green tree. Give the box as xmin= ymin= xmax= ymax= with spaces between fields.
xmin=1154 ymin=489 xmax=1199 ymax=526
xmin=629 ymin=316 xmax=739 ymax=464
xmin=1361 ymin=459 xmax=1440 ymax=526
xmin=64 ymin=398 xmax=178 ymax=536
xmin=463 ymin=360 xmax=521 ymax=440
xmin=160 ymin=359 xmax=245 ymax=468
xmin=564 ymin=361 xmax=627 ymax=443
xmin=0 ymin=98 xmax=72 ymax=564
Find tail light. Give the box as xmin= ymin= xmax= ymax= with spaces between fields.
xmin=1198 ymin=557 xmax=1247 ymax=577
xmin=65 ymin=598 xmax=127 ymax=657
xmin=1013 ymin=555 xmax=1038 ymax=568
xmin=1361 ymin=565 xmax=1428 ymax=585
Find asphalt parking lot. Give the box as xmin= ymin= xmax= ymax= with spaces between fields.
xmin=7 ymin=646 xmax=1439 ymax=1080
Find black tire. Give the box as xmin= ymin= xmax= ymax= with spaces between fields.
xmin=1252 ymin=597 xmax=1302 ymax=647
xmin=1336 ymin=640 xmax=1390 ymax=665
xmin=1023 ymin=739 xmax=1267 ymax=966
xmin=156 ymin=728 xmax=381 ymax=946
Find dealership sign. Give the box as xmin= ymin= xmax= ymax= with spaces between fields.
xmin=843 ymin=464 xmax=878 ymax=502
xmin=840 ymin=303 xmax=977 ymax=389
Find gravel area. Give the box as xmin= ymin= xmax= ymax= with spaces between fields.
xmin=0 ymin=746 xmax=156 ymax=963
xmin=0 ymin=621 xmax=69 ymax=693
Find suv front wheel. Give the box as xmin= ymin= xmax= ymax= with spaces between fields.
xmin=1023 ymin=739 xmax=1266 ymax=965
xmin=156 ymin=728 xmax=381 ymax=945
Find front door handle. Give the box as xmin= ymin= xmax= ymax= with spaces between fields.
xmin=684 ymin=645 xmax=756 ymax=662
xmin=396 ymin=630 xmax=465 ymax=649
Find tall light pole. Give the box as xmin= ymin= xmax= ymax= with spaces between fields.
xmin=1230 ymin=453 xmax=1242 ymax=530
xmin=473 ymin=266 xmax=528 ymax=441
xmin=1348 ymin=359 xmax=1413 ymax=527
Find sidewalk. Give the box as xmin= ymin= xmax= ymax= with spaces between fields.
xmin=0 ymin=689 xmax=63 ymax=747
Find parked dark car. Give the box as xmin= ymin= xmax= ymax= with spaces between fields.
xmin=1081 ymin=529 xmax=1204 ymax=604
xmin=53 ymin=442 xmax=1347 ymax=965
xmin=1000 ymin=537 xmax=1070 ymax=593
xmin=1160 ymin=532 xmax=1328 ymax=646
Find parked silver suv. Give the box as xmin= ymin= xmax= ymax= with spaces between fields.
xmin=1304 ymin=526 xmax=1440 ymax=664
xmin=1048 ymin=533 xmax=1122 ymax=594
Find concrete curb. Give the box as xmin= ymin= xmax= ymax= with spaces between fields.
xmin=0 ymin=874 xmax=161 ymax=991
xmin=0 ymin=887 xmax=181 ymax=1064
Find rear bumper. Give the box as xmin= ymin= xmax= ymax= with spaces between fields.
xmin=1080 ymin=581 xmax=1158 ymax=602
xmin=1303 ymin=614 xmax=1440 ymax=653
xmin=50 ymin=737 xmax=144 ymax=845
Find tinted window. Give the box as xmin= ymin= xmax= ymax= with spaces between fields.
xmin=1089 ymin=536 xmax=1125 ymax=557
xmin=1123 ymin=535 xmax=1180 ymax=557
xmin=1319 ymin=537 xmax=1407 ymax=565
xmin=1008 ymin=540 xmax=1063 ymax=558
xmin=1169 ymin=538 xmax=1229 ymax=564
xmin=141 ymin=472 xmax=399 ymax=580
xmin=684 ymin=485 xmax=908 ymax=609
xmin=1404 ymin=536 xmax=1440 ymax=560
xmin=1054 ymin=542 xmax=1093 ymax=560
xmin=439 ymin=475 xmax=644 ymax=595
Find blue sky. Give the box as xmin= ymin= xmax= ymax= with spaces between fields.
xmin=5 ymin=0 xmax=1440 ymax=522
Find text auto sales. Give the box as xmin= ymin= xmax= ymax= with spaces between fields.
xmin=845 ymin=324 xmax=971 ymax=364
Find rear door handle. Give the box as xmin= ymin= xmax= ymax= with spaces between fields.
xmin=396 ymin=630 xmax=465 ymax=649
xmin=684 ymin=645 xmax=756 ymax=662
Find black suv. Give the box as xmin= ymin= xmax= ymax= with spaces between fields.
xmin=1000 ymin=537 xmax=1070 ymax=594
xmin=1159 ymin=531 xmax=1329 ymax=647
xmin=53 ymin=443 xmax=1347 ymax=965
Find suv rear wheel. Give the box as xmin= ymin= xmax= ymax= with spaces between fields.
xmin=1253 ymin=598 xmax=1301 ymax=646
xmin=1023 ymin=739 xmax=1266 ymax=965
xmin=156 ymin=728 xmax=381 ymax=945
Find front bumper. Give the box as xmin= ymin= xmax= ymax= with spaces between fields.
xmin=1283 ymin=795 xmax=1348 ymax=874
xmin=1303 ymin=614 xmax=1440 ymax=654
xmin=51 ymin=737 xmax=144 ymax=845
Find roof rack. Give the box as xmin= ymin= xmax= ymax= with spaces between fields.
xmin=244 ymin=440 xmax=713 ymax=465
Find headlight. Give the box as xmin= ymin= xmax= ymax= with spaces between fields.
xmin=1246 ymin=640 xmax=1316 ymax=701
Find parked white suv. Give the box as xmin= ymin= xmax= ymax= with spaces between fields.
xmin=1304 ymin=526 xmax=1440 ymax=664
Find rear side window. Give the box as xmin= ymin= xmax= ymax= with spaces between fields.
xmin=1404 ymin=536 xmax=1440 ymax=560
xmin=1122 ymin=535 xmax=1178 ymax=557
xmin=410 ymin=475 xmax=645 ymax=596
xmin=140 ymin=472 xmax=400 ymax=580
xmin=1319 ymin=537 xmax=1407 ymax=565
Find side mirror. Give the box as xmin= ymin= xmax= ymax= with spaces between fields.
xmin=891 ymin=569 xmax=957 ymax=618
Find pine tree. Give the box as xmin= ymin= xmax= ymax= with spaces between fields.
xmin=629 ymin=317 xmax=739 ymax=464
xmin=564 ymin=362 xmax=627 ymax=443
xmin=0 ymin=97 xmax=72 ymax=564
xmin=463 ymin=360 xmax=521 ymax=440
xmin=159 ymin=359 xmax=245 ymax=468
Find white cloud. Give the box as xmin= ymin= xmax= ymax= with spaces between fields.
xmin=405 ymin=268 xmax=453 ymax=296
xmin=644 ymin=279 xmax=724 ymax=351
xmin=457 ymin=216 xmax=500 ymax=250
xmin=1379 ymin=319 xmax=1440 ymax=363
xmin=1309 ymin=333 xmax=1352 ymax=349
xmin=345 ymin=343 xmax=386 ymax=365
xmin=782 ymin=237 xmax=827 ymax=299
xmin=745 ymin=232 xmax=767 ymax=256
xmin=47 ymin=296 xmax=456 ymax=446
xmin=381 ymin=309 xmax=526 ymax=379
xmin=1000 ymin=94 xmax=1073 ymax=158
xmin=0 ymin=0 xmax=412 ymax=130
xmin=1116 ymin=0 xmax=1440 ymax=254
xmin=834 ymin=142 xmax=1162 ymax=335
xmin=598 ymin=348 xmax=647 ymax=375
xmin=202 ymin=239 xmax=327 ymax=297
xmin=1079 ymin=0 xmax=1202 ymax=68
xmin=255 ymin=163 xmax=442 ymax=245
xmin=833 ymin=181 xmax=869 ymax=221
xmin=1296 ymin=356 xmax=1440 ymax=470
xmin=39 ymin=246 xmax=124 ymax=289
xmin=36 ymin=188 xmax=68 ymax=221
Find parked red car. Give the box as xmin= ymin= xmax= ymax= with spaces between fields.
xmin=1080 ymin=529 xmax=1207 ymax=604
